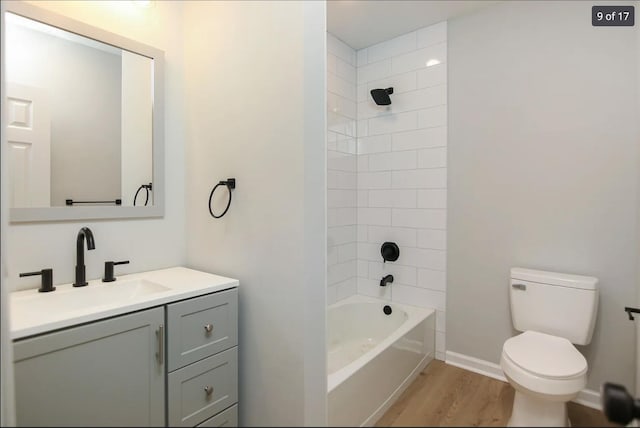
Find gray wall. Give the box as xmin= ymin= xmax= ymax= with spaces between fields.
xmin=448 ymin=0 xmax=639 ymax=391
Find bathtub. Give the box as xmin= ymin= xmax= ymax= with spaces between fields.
xmin=327 ymin=295 xmax=435 ymax=427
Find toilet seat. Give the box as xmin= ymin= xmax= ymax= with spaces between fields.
xmin=503 ymin=331 xmax=587 ymax=379
xmin=501 ymin=331 xmax=587 ymax=398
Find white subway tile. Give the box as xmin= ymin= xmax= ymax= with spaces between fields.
xmin=417 ymin=189 xmax=447 ymax=209
xmin=338 ymin=242 xmax=357 ymax=262
xmin=328 ymin=73 xmax=356 ymax=101
xmin=328 ymin=116 xmax=356 ymax=137
xmin=328 ymin=33 xmax=356 ymax=66
xmin=328 ymin=92 xmax=357 ymax=120
xmin=369 ymin=189 xmax=417 ymax=208
xmin=357 ymin=224 xmax=368 ymax=242
xmin=327 ymin=207 xmax=357 ymax=227
xmin=328 ymin=260 xmax=356 ymax=285
xmin=418 ymin=229 xmax=447 ymax=250
xmin=357 ymin=119 xmax=369 ymax=137
xmin=417 ymin=21 xmax=447 ymax=48
xmin=393 ymin=127 xmax=447 ymax=151
xmin=392 ymin=285 xmax=445 ymax=311
xmin=358 ymin=207 xmax=392 ymax=226
xmin=367 ymin=225 xmax=418 ymax=248
xmin=357 ymin=190 xmax=368 ymax=207
xmin=418 ymin=105 xmax=447 ymax=128
xmin=369 ymin=111 xmax=418 ymax=136
xmin=357 ymin=260 xmax=369 ymax=277
xmin=327 ymin=170 xmax=356 ymax=189
xmin=327 ymin=53 xmax=337 ymax=74
xmin=327 ymin=244 xmax=338 ymax=266
xmin=402 ymin=247 xmax=446 ymax=270
xmin=357 ymin=48 xmax=368 ymax=67
xmin=436 ymin=310 xmax=446 ymax=332
xmin=392 ymin=208 xmax=446 ymax=229
xmin=369 ymin=151 xmax=417 ymax=171
xmin=328 ymin=151 xmax=356 ymax=172
xmin=327 ymin=285 xmax=337 ymax=306
xmin=369 ymin=261 xmax=417 ymax=286
xmin=336 ymin=277 xmax=357 ymax=300
xmin=358 ymin=58 xmax=392 ymax=83
xmin=358 ymin=171 xmax=392 ymax=189
xmin=417 ymin=63 xmax=446 ymax=88
xmin=358 ymin=277 xmax=391 ymax=300
xmin=389 ymin=85 xmax=446 ymax=114
xmin=327 ymin=225 xmax=357 ymax=246
xmin=357 ymin=84 xmax=368 ymax=103
xmin=336 ymin=56 xmax=356 ymax=85
xmin=417 ymin=147 xmax=447 ymax=169
xmin=327 ymin=189 xmax=356 ymax=208
xmin=367 ymin=71 xmax=417 ymax=98
xmin=357 ymin=154 xmax=370 ymax=172
xmin=357 ymin=99 xmax=392 ymax=121
xmin=367 ymin=31 xmax=417 ymax=63
xmin=392 ymin=42 xmax=447 ymax=75
xmin=336 ymin=137 xmax=357 ymax=154
xmin=391 ymin=169 xmax=446 ymax=189
xmin=357 ymin=242 xmax=380 ymax=261
xmin=357 ymin=134 xmax=392 ymax=154
xmin=418 ymin=268 xmax=446 ymax=292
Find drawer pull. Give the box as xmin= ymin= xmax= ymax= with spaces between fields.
xmin=204 ymin=324 xmax=214 ymax=333
xmin=204 ymin=385 xmax=214 ymax=396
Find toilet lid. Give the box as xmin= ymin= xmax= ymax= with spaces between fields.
xmin=503 ymin=331 xmax=587 ymax=379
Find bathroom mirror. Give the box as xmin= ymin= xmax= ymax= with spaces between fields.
xmin=2 ymin=1 xmax=164 ymax=222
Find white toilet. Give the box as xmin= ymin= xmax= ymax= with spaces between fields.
xmin=501 ymin=268 xmax=598 ymax=427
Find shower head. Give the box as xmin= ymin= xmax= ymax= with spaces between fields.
xmin=370 ymin=87 xmax=394 ymax=105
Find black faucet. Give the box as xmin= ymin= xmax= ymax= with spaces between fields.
xmin=380 ymin=274 xmax=394 ymax=287
xmin=73 ymin=227 xmax=95 ymax=287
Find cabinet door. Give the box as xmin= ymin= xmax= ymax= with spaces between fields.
xmin=14 ymin=307 xmax=165 ymax=427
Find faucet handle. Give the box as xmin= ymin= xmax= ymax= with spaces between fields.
xmin=20 ymin=268 xmax=55 ymax=293
xmin=102 ymin=260 xmax=130 ymax=282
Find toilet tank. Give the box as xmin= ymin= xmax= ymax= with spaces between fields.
xmin=510 ymin=267 xmax=598 ymax=345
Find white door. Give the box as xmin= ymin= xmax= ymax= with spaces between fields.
xmin=5 ymin=83 xmax=50 ymax=207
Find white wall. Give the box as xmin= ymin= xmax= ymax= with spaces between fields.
xmin=327 ymin=33 xmax=357 ymax=305
xmin=8 ymin=0 xmax=186 ymax=292
xmin=182 ymin=1 xmax=327 ymax=425
xmin=6 ymin=23 xmax=122 ymax=206
xmin=355 ymin=22 xmax=448 ymax=360
xmin=448 ymin=0 xmax=639 ymax=391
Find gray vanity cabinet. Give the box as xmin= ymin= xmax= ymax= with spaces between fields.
xmin=13 ymin=307 xmax=165 ymax=427
xmin=167 ymin=289 xmax=238 ymax=427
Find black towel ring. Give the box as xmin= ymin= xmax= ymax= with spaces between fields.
xmin=133 ymin=183 xmax=153 ymax=206
xmin=209 ymin=178 xmax=236 ymax=218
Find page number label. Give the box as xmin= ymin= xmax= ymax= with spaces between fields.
xmin=592 ymin=6 xmax=634 ymax=26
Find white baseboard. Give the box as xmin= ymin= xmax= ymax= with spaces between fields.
xmin=445 ymin=351 xmax=602 ymax=411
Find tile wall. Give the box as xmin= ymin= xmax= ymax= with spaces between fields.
xmin=327 ymin=34 xmax=358 ymax=305
xmin=328 ymin=21 xmax=447 ymax=360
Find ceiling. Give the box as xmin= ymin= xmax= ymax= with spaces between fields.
xmin=327 ymin=0 xmax=500 ymax=50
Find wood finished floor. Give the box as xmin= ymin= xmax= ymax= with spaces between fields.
xmin=376 ymin=360 xmax=618 ymax=427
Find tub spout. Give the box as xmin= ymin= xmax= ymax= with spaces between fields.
xmin=380 ymin=274 xmax=394 ymax=287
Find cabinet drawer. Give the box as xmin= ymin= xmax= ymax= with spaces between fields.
xmin=168 ymin=347 xmax=238 ymax=427
xmin=196 ymin=404 xmax=238 ymax=427
xmin=167 ymin=288 xmax=238 ymax=371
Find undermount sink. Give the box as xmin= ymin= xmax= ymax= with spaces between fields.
xmin=16 ymin=278 xmax=171 ymax=316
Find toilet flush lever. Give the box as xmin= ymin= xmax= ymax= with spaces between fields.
xmin=512 ymin=283 xmax=526 ymax=291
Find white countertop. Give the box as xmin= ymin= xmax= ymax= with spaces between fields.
xmin=10 ymin=266 xmax=239 ymax=340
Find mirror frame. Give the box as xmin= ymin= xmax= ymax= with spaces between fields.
xmin=2 ymin=1 xmax=164 ymax=223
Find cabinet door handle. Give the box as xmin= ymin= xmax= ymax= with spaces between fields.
xmin=204 ymin=385 xmax=213 ymax=396
xmin=156 ymin=324 xmax=164 ymax=365
xmin=204 ymin=324 xmax=213 ymax=333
